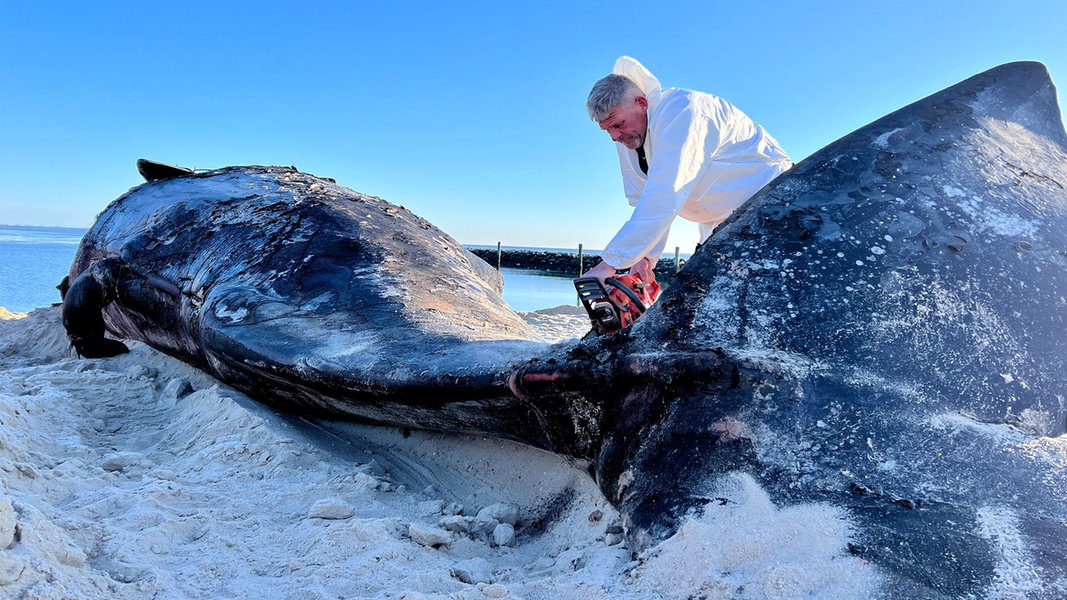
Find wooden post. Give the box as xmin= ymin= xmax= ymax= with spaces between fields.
xmin=578 ymin=243 xmax=584 ymax=276
xmin=675 ymin=247 xmax=681 ymax=273
xmin=496 ymin=242 xmax=502 ymax=270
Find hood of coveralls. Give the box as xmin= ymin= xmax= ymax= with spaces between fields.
xmin=613 ymin=56 xmax=663 ymax=106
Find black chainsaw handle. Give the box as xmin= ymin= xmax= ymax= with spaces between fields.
xmin=604 ymin=277 xmax=647 ymax=313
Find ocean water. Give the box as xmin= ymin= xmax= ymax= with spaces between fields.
xmin=0 ymin=225 xmax=86 ymax=313
xmin=0 ymin=225 xmax=578 ymax=313
xmin=498 ymin=268 xmax=579 ymax=312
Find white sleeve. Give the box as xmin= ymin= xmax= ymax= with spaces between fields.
xmin=646 ymin=231 xmax=669 ymax=262
xmin=602 ymin=96 xmax=721 ymax=268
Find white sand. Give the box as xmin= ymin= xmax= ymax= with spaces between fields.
xmin=1 ymin=306 xmax=879 ymax=599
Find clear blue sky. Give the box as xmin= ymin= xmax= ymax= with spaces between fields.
xmin=2 ymin=1 xmax=1065 ymax=253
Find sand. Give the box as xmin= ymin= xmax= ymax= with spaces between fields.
xmin=1 ymin=306 xmax=879 ymax=599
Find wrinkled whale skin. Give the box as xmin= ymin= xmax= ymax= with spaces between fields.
xmin=64 ymin=62 xmax=1067 ymax=598
xmin=515 ymin=61 xmax=1067 ymax=598
xmin=62 ymin=167 xmax=567 ymax=447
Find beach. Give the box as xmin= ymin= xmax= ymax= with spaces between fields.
xmin=1 ymin=306 xmax=877 ymax=599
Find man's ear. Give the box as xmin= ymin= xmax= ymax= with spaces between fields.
xmin=635 ymin=95 xmax=649 ymax=110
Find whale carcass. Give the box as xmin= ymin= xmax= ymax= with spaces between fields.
xmin=63 ymin=62 xmax=1067 ymax=598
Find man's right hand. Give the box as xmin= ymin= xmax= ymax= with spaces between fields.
xmin=583 ymin=260 xmax=617 ymax=284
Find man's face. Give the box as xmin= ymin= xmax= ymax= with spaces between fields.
xmin=598 ymin=95 xmax=649 ymax=150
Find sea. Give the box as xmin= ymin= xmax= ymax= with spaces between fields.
xmin=0 ymin=225 xmax=579 ymax=314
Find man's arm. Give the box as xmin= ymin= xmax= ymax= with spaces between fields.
xmin=601 ymin=93 xmax=723 ymax=269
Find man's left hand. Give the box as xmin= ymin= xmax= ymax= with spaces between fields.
xmin=631 ymin=256 xmax=657 ymax=284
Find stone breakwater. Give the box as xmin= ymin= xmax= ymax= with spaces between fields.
xmin=466 ymin=248 xmax=682 ymax=282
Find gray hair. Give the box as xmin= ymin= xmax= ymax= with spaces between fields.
xmin=586 ymin=74 xmax=641 ymax=121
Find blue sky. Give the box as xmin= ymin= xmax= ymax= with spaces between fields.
xmin=2 ymin=1 xmax=1065 ymax=253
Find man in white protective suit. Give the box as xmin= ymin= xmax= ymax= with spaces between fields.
xmin=582 ymin=56 xmax=793 ymax=285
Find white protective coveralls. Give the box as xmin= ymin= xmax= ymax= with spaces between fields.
xmin=601 ymin=56 xmax=792 ymax=269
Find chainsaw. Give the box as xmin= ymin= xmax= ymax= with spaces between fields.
xmin=573 ymin=273 xmax=661 ymax=335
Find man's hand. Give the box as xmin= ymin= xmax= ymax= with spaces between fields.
xmin=631 ymin=256 xmax=658 ymax=285
xmin=583 ymin=260 xmax=617 ymax=284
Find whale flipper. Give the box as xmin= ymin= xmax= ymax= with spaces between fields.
xmin=61 ymin=259 xmax=130 ymax=358
xmin=137 ymin=158 xmax=194 ymax=182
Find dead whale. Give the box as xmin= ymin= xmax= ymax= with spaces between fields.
xmin=63 ymin=61 xmax=1066 ymax=598
xmin=60 ymin=164 xmax=563 ymax=446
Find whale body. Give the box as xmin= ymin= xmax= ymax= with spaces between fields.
xmin=64 ymin=62 xmax=1067 ymax=598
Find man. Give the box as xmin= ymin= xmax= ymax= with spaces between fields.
xmin=583 ymin=56 xmax=792 ymax=284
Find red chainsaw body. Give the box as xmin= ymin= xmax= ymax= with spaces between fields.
xmin=574 ymin=273 xmax=661 ymax=335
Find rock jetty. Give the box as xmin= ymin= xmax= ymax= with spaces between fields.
xmin=465 ymin=248 xmax=682 ymax=282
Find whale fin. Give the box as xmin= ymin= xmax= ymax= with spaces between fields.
xmin=137 ymin=158 xmax=194 ymax=182
xmin=62 ymin=260 xmax=130 ymax=358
